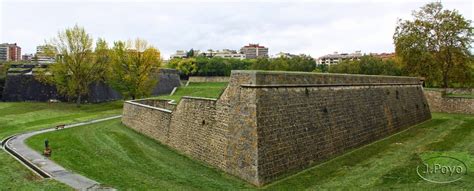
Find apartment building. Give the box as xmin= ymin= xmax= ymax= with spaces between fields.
xmin=240 ymin=43 xmax=268 ymax=59
xmin=274 ymin=52 xmax=297 ymax=58
xmin=170 ymin=50 xmax=187 ymax=59
xmin=36 ymin=45 xmax=56 ymax=64
xmin=0 ymin=43 xmax=21 ymax=61
xmin=0 ymin=46 xmax=8 ymax=61
xmin=213 ymin=49 xmax=246 ymax=60
xmin=317 ymin=51 xmax=362 ymax=65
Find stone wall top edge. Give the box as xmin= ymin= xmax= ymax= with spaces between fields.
xmin=240 ymin=83 xmax=421 ymax=88
xmin=128 ymin=98 xmax=174 ymax=102
xmin=181 ymin=96 xmax=218 ymax=102
xmin=188 ymin=76 xmax=229 ymax=78
xmin=125 ymin=100 xmax=173 ymax=113
xmin=230 ymin=70 xmax=421 ymax=86
xmin=231 ymin=70 xmax=421 ymax=80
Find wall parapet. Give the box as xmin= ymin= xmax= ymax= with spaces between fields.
xmin=188 ymin=76 xmax=230 ymax=83
xmin=125 ymin=100 xmax=173 ymax=113
xmin=129 ymin=98 xmax=176 ymax=111
xmin=181 ymin=96 xmax=218 ymax=101
xmin=240 ymin=82 xmax=420 ymax=88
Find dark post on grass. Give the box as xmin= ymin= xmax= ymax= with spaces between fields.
xmin=43 ymin=139 xmax=51 ymax=157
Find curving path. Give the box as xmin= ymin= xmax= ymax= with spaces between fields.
xmin=1 ymin=115 xmax=121 ymax=191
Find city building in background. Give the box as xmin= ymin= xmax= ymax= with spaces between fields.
xmin=0 ymin=46 xmax=8 ymax=61
xmin=35 ymin=45 xmax=56 ymax=64
xmin=22 ymin=54 xmax=34 ymax=61
xmin=0 ymin=43 xmax=22 ymax=61
xmin=170 ymin=49 xmax=246 ymax=60
xmin=240 ymin=43 xmax=268 ymax=59
xmin=273 ymin=52 xmax=297 ymax=58
xmin=317 ymin=51 xmax=362 ymax=65
xmin=370 ymin=52 xmax=396 ymax=60
xmin=198 ymin=49 xmax=217 ymax=58
xmin=212 ymin=49 xmax=246 ymax=60
xmin=170 ymin=50 xmax=187 ymax=59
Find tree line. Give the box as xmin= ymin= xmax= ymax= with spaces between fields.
xmin=326 ymin=56 xmax=402 ymax=76
xmin=166 ymin=55 xmax=317 ymax=77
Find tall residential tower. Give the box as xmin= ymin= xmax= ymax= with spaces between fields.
xmin=240 ymin=43 xmax=268 ymax=59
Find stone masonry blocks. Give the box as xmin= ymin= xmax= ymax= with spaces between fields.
xmin=121 ymin=70 xmax=431 ymax=186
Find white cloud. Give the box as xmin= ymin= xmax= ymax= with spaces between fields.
xmin=1 ymin=0 xmax=472 ymax=58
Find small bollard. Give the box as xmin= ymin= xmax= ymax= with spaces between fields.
xmin=44 ymin=139 xmax=51 ymax=157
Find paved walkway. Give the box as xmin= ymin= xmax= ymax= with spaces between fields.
xmin=3 ymin=115 xmax=121 ymax=191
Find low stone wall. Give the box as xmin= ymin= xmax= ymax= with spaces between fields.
xmin=188 ymin=76 xmax=229 ymax=83
xmin=122 ymin=70 xmax=431 ymax=186
xmin=445 ymin=88 xmax=473 ymax=95
xmin=133 ymin=99 xmax=176 ymax=110
xmin=123 ymin=97 xmax=224 ymax=167
xmin=424 ymin=90 xmax=473 ymax=114
xmin=122 ymin=100 xmax=172 ymax=143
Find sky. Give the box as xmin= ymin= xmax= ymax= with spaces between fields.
xmin=0 ymin=0 xmax=472 ymax=58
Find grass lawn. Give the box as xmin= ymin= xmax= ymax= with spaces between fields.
xmin=0 ymin=101 xmax=123 ymax=190
xmin=446 ymin=94 xmax=474 ymax=99
xmin=27 ymin=119 xmax=252 ymax=190
xmin=156 ymin=82 xmax=228 ymax=102
xmin=26 ymin=113 xmax=474 ymax=190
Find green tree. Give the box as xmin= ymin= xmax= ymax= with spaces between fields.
xmin=329 ymin=60 xmax=360 ymax=74
xmin=177 ymin=58 xmax=197 ymax=76
xmin=39 ymin=25 xmax=108 ymax=106
xmin=314 ymin=64 xmax=329 ymax=73
xmin=251 ymin=58 xmax=271 ymax=70
xmin=272 ymin=57 xmax=289 ymax=71
xmin=394 ymin=2 xmax=473 ymax=88
xmin=287 ymin=55 xmax=316 ymax=72
xmin=166 ymin=58 xmax=181 ymax=69
xmin=328 ymin=56 xmax=402 ymax=76
xmin=186 ymin=49 xmax=195 ymax=58
xmin=108 ymin=38 xmax=161 ymax=100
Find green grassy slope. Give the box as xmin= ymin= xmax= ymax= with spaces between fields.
xmin=156 ymin=82 xmax=228 ymax=102
xmin=26 ymin=113 xmax=474 ymax=190
xmin=0 ymin=101 xmax=123 ymax=190
xmin=26 ymin=119 xmax=252 ymax=190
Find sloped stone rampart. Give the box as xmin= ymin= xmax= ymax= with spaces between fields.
xmin=122 ymin=71 xmax=431 ymax=186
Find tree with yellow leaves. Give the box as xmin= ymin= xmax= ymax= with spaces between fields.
xmin=108 ymin=38 xmax=161 ymax=100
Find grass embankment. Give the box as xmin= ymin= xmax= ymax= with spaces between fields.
xmin=156 ymin=82 xmax=228 ymax=102
xmin=446 ymin=94 xmax=474 ymax=99
xmin=26 ymin=113 xmax=474 ymax=190
xmin=0 ymin=101 xmax=123 ymax=190
xmin=27 ymin=119 xmax=252 ymax=190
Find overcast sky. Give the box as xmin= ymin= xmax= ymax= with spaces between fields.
xmin=1 ymin=0 xmax=472 ymax=58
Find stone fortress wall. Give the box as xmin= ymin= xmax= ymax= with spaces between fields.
xmin=2 ymin=68 xmax=181 ymax=102
xmin=122 ymin=70 xmax=432 ymax=186
xmin=424 ymin=89 xmax=473 ymax=114
xmin=152 ymin=69 xmax=182 ymax=95
xmin=188 ymin=76 xmax=230 ymax=83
